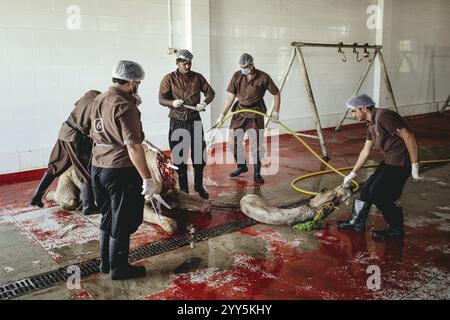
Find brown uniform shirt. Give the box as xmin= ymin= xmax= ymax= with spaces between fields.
xmin=159 ymin=70 xmax=215 ymax=121
xmin=227 ymin=69 xmax=279 ymax=128
xmin=57 ymin=90 xmax=101 ymax=142
xmin=367 ymin=108 xmax=412 ymax=167
xmin=90 ymin=87 xmax=144 ymax=168
xmin=227 ymin=69 xmax=279 ymax=106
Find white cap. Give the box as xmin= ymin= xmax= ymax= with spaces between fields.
xmin=346 ymin=94 xmax=376 ymax=110
xmin=112 ymin=60 xmax=145 ymax=81
xmin=176 ymin=49 xmax=193 ymax=61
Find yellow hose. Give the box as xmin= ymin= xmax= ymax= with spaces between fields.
xmin=217 ymin=109 xmax=450 ymax=196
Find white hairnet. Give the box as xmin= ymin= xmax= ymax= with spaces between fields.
xmin=176 ymin=49 xmax=193 ymax=61
xmin=112 ymin=60 xmax=145 ymax=81
xmin=239 ymin=53 xmax=254 ymax=66
xmin=346 ymin=94 xmax=376 ymax=109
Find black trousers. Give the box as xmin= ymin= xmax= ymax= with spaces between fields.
xmin=91 ymin=166 xmax=144 ymax=241
xmin=231 ymin=126 xmax=265 ymax=166
xmin=168 ymin=118 xmax=206 ymax=180
xmin=359 ymin=161 xmax=410 ymax=229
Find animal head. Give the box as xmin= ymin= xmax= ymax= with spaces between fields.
xmin=308 ymin=185 xmax=353 ymax=219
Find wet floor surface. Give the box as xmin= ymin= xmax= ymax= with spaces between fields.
xmin=1 ymin=112 xmax=449 ymax=300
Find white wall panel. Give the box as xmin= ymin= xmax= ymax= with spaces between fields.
xmin=0 ymin=0 xmax=449 ymax=174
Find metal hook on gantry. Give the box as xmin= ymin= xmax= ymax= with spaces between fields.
xmin=332 ymin=43 xmax=399 ymax=130
xmin=265 ymin=42 xmax=400 ymax=139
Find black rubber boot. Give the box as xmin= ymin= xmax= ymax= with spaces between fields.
xmin=80 ymin=183 xmax=99 ymax=215
xmin=99 ymin=230 xmax=110 ymax=274
xmin=337 ymin=199 xmax=371 ymax=232
xmin=372 ymin=226 xmax=405 ymax=242
xmin=229 ymin=164 xmax=248 ymax=177
xmin=373 ymin=207 xmax=405 ymax=242
xmin=194 ymin=167 xmax=209 ymax=200
xmin=253 ymin=163 xmax=264 ymax=184
xmin=30 ymin=172 xmax=56 ymax=208
xmin=109 ymin=236 xmax=146 ymax=281
xmin=178 ymin=166 xmax=189 ymax=194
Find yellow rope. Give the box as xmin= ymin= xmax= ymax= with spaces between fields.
xmin=216 ymin=109 xmax=450 ymax=196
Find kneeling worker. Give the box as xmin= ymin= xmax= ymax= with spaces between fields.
xmin=30 ymin=90 xmax=101 ymax=215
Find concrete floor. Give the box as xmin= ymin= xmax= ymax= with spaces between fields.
xmin=0 ymin=112 xmax=449 ymax=300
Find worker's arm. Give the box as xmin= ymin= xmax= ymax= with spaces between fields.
xmin=159 ymin=95 xmax=175 ymax=108
xmin=127 ymin=144 xmax=152 ymax=180
xmin=215 ymin=93 xmax=236 ymax=126
xmin=201 ymin=75 xmax=215 ymax=105
xmin=352 ymin=140 xmax=374 ymax=173
xmin=343 ymin=140 xmax=373 ymax=186
xmin=221 ymin=93 xmax=236 ymax=116
xmin=397 ymin=127 xmax=422 ymax=179
xmin=273 ymin=91 xmax=281 ymax=113
xmin=397 ymin=128 xmax=419 ymax=164
xmin=159 ymin=95 xmax=183 ymax=109
xmin=159 ymin=75 xmax=182 ymax=108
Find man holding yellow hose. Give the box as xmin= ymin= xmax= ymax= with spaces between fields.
xmin=217 ymin=53 xmax=281 ymax=184
xmin=338 ymin=94 xmax=422 ymax=241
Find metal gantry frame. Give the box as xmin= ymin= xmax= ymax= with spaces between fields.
xmin=266 ymin=42 xmax=400 ymax=158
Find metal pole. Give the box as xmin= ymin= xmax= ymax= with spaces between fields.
xmin=168 ymin=0 xmax=173 ymax=49
xmin=378 ymin=49 xmax=399 ymax=113
xmin=291 ymin=41 xmax=382 ymax=50
xmin=266 ymin=47 xmax=296 ymax=127
xmin=296 ymin=132 xmax=319 ymax=139
xmin=440 ymin=94 xmax=450 ymax=113
xmin=335 ymin=50 xmax=378 ymax=131
xmin=295 ymin=46 xmax=328 ymax=159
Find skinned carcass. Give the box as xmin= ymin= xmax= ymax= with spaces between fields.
xmin=46 ymin=141 xmax=211 ymax=234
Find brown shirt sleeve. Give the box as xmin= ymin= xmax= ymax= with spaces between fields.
xmin=226 ymin=73 xmax=239 ymax=95
xmin=380 ymin=111 xmax=408 ymax=136
xmin=367 ymin=128 xmax=373 ymax=141
xmin=265 ymin=75 xmax=279 ymax=95
xmin=117 ymin=105 xmax=144 ymax=145
xmin=159 ymin=74 xmax=173 ymax=100
xmin=199 ymin=74 xmax=215 ymax=105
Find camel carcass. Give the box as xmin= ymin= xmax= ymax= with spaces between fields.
xmin=240 ymin=185 xmax=353 ymax=226
xmin=46 ymin=141 xmax=211 ymax=234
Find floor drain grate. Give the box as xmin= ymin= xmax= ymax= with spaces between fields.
xmin=0 ymin=218 xmax=258 ymax=300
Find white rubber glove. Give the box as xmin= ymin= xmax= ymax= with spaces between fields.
xmin=411 ymin=163 xmax=422 ymax=180
xmin=172 ymin=99 xmax=184 ymax=109
xmin=142 ymin=179 xmax=158 ymax=201
xmin=196 ymin=102 xmax=207 ymax=112
xmin=216 ymin=114 xmax=226 ymax=127
xmin=272 ymin=111 xmax=280 ymax=123
xmin=343 ymin=171 xmax=357 ymax=187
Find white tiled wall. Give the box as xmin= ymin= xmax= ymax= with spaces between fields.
xmin=378 ymin=0 xmax=450 ymax=115
xmin=0 ymin=0 xmax=449 ymax=174
xmin=210 ymin=0 xmax=379 ymax=132
xmin=0 ymin=0 xmax=193 ymax=174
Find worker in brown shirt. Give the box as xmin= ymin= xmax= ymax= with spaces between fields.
xmin=338 ymin=94 xmax=422 ymax=241
xmin=159 ymin=49 xmax=215 ymax=199
xmin=218 ymin=53 xmax=281 ymax=184
xmin=90 ymin=60 xmax=157 ymax=280
xmin=29 ymin=90 xmax=101 ymax=215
